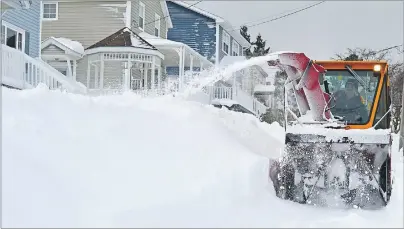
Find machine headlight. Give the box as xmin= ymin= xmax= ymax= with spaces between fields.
xmin=374 ymin=64 xmax=381 ymax=72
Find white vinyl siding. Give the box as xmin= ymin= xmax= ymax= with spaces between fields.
xmin=154 ymin=13 xmax=160 ymax=37
xmin=232 ymin=39 xmax=239 ymax=56
xmin=42 ymin=2 xmax=58 ymax=20
xmin=1 ymin=21 xmax=25 ymax=52
xmin=222 ymin=30 xmax=230 ymax=54
xmin=138 ymin=1 xmax=145 ymax=30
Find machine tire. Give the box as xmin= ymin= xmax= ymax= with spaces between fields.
xmin=278 ymin=163 xmax=295 ymax=200
xmin=378 ymin=155 xmax=392 ymax=203
xmin=270 ymin=161 xmax=295 ymax=200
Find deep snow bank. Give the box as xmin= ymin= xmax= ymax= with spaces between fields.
xmin=2 ymin=86 xmax=282 ymax=227
xmin=2 ymin=86 xmax=403 ymax=228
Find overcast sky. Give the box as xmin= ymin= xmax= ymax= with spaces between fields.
xmin=184 ymin=1 xmax=403 ymax=62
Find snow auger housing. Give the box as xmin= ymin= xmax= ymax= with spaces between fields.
xmin=268 ymin=52 xmax=393 ymax=209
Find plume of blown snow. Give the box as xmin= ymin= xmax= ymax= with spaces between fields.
xmin=182 ymin=51 xmax=293 ymax=98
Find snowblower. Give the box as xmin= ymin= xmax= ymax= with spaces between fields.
xmin=267 ymin=52 xmax=394 ymax=209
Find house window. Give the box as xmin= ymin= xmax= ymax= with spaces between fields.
xmin=232 ymin=40 xmax=240 ymax=56
xmin=154 ymin=14 xmax=160 ymax=37
xmin=138 ymin=2 xmax=145 ymax=30
xmin=42 ymin=2 xmax=58 ymax=20
xmin=222 ymin=31 xmax=230 ymax=54
xmin=1 ymin=21 xmax=25 ymax=52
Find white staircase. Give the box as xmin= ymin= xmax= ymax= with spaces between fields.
xmin=1 ymin=44 xmax=87 ymax=94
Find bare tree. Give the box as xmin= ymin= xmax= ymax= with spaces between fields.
xmin=333 ymin=47 xmax=390 ymax=61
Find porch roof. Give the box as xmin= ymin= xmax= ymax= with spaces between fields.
xmin=85 ymin=27 xmax=164 ymax=59
xmin=41 ymin=37 xmax=85 ymax=60
xmin=86 ymin=27 xmax=157 ymax=51
xmin=139 ymin=32 xmax=213 ymax=68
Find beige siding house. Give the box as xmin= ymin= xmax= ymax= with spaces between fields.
xmin=39 ymin=0 xmax=212 ymax=93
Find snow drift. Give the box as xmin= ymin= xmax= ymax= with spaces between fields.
xmin=2 ymin=86 xmax=403 ymax=228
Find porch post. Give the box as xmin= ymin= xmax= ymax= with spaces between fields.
xmin=157 ymin=65 xmax=161 ymax=90
xmin=144 ymin=63 xmax=148 ymax=90
xmin=151 ymin=56 xmax=156 ymax=90
xmin=86 ymin=59 xmax=91 ymax=88
xmin=180 ymin=46 xmax=186 ymax=91
xmin=66 ymin=59 xmax=72 ymax=78
xmin=177 ymin=47 xmax=183 ymax=91
xmin=125 ymin=56 xmax=132 ymax=91
xmin=73 ymin=60 xmax=77 ymax=81
xmin=100 ymin=54 xmax=104 ymax=89
xmin=95 ymin=64 xmax=99 ymax=88
xmin=190 ymin=54 xmax=194 ymax=77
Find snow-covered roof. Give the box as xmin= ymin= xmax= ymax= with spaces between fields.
xmin=139 ymin=31 xmax=184 ymax=48
xmin=53 ymin=37 xmax=85 ymax=55
xmin=139 ymin=31 xmax=213 ymax=67
xmin=84 ymin=27 xmax=165 ymax=59
xmin=86 ymin=27 xmax=157 ymax=50
xmin=41 ymin=37 xmax=85 ymax=57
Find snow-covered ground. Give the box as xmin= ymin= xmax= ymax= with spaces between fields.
xmin=2 ymin=86 xmax=403 ymax=228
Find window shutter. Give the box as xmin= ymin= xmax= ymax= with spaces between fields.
xmin=24 ymin=31 xmax=30 ymax=55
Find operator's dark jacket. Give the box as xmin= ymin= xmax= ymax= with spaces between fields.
xmin=332 ymin=92 xmax=368 ymax=123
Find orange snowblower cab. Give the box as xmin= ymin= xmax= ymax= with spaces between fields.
xmin=315 ymin=60 xmax=390 ymax=130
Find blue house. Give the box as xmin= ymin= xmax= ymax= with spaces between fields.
xmin=1 ymin=0 xmax=41 ymax=58
xmin=165 ymin=1 xmax=250 ymax=75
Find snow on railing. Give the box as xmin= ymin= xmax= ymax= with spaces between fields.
xmin=197 ymin=84 xmax=268 ymax=117
xmin=88 ymin=87 xmax=168 ymax=97
xmin=232 ymin=86 xmax=267 ymax=116
xmin=1 ymin=44 xmax=87 ymax=94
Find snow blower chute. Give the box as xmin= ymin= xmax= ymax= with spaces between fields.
xmin=268 ymin=52 xmax=393 ymax=209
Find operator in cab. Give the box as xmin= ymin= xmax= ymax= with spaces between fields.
xmin=332 ymin=79 xmax=368 ymax=124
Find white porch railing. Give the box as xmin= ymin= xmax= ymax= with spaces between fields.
xmin=1 ymin=44 xmax=87 ymax=94
xmin=203 ymin=86 xmax=233 ymax=100
xmin=198 ymin=84 xmax=268 ymax=117
xmin=88 ymin=85 xmax=168 ymax=97
xmin=233 ymin=86 xmax=268 ymax=116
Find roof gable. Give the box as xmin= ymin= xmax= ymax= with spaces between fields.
xmin=41 ymin=37 xmax=85 ymax=57
xmin=86 ymin=27 xmax=157 ymax=50
xmin=167 ymin=1 xmax=250 ymax=47
xmin=167 ymin=1 xmax=224 ymax=22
